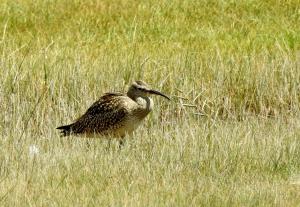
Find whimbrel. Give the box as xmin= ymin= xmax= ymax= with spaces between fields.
xmin=57 ymin=80 xmax=170 ymax=138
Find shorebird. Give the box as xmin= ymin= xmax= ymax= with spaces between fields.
xmin=57 ymin=80 xmax=170 ymax=139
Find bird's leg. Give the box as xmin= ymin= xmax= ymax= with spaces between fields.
xmin=85 ymin=140 xmax=91 ymax=149
xmin=118 ymin=138 xmax=125 ymax=149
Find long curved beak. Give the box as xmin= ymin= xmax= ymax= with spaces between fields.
xmin=147 ymin=89 xmax=170 ymax=100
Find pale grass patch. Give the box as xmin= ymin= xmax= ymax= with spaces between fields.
xmin=28 ymin=144 xmax=39 ymax=157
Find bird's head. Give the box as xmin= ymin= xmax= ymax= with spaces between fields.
xmin=127 ymin=80 xmax=170 ymax=100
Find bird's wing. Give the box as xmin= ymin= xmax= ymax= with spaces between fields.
xmin=70 ymin=92 xmax=129 ymax=134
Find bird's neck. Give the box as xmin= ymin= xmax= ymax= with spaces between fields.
xmin=135 ymin=96 xmax=153 ymax=110
xmin=134 ymin=96 xmax=153 ymax=119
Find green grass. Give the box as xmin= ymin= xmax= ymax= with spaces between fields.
xmin=0 ymin=0 xmax=300 ymax=206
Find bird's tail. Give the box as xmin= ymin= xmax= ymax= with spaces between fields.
xmin=56 ymin=124 xmax=73 ymax=137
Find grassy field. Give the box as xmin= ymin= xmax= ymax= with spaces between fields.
xmin=0 ymin=0 xmax=300 ymax=206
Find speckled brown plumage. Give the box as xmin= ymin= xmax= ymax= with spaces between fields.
xmin=57 ymin=80 xmax=170 ymax=138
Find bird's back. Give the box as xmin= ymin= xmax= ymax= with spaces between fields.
xmin=57 ymin=92 xmax=145 ymax=137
